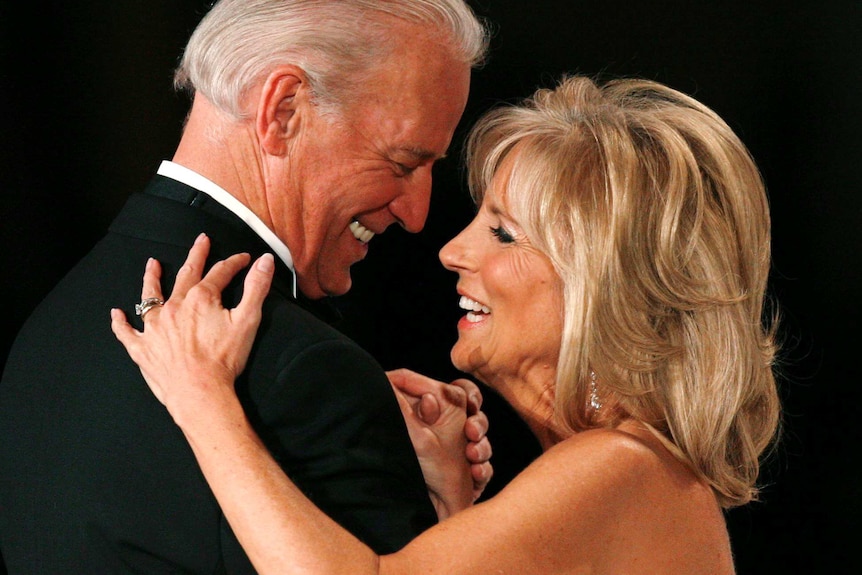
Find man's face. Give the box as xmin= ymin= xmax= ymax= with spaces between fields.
xmin=270 ymin=39 xmax=471 ymax=299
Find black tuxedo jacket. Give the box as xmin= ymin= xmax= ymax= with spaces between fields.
xmin=0 ymin=176 xmax=436 ymax=573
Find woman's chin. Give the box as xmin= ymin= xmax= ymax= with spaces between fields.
xmin=449 ymin=344 xmax=484 ymax=381
xmin=449 ymin=348 xmax=468 ymax=374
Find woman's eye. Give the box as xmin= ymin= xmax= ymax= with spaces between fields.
xmin=490 ymin=226 xmax=515 ymax=244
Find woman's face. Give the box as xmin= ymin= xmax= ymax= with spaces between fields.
xmin=439 ymin=161 xmax=564 ymax=401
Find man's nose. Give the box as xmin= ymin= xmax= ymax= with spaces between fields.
xmin=390 ymin=168 xmax=433 ymax=233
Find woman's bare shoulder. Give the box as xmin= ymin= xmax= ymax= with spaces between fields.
xmin=388 ymin=422 xmax=733 ymax=574
xmin=504 ymin=423 xmax=735 ymax=573
xmin=523 ymin=423 xmax=676 ymax=488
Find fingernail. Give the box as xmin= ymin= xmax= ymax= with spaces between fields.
xmin=146 ymin=257 xmax=155 ymax=269
xmin=257 ymin=253 xmax=275 ymax=272
xmin=195 ymin=232 xmax=207 ymax=243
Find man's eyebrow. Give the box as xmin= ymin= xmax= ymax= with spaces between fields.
xmin=393 ymin=146 xmax=448 ymax=161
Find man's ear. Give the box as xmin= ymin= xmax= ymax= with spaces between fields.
xmin=255 ymin=66 xmax=308 ymax=156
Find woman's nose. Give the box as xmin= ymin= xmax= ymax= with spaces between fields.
xmin=439 ymin=225 xmax=473 ymax=272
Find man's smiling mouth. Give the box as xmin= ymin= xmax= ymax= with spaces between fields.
xmin=349 ymin=220 xmax=375 ymax=244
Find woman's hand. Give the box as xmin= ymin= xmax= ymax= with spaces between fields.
xmin=111 ymin=233 xmax=494 ymax=520
xmin=110 ymin=233 xmax=274 ymax=428
xmin=387 ymin=369 xmax=493 ymax=519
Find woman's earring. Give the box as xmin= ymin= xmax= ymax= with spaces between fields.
xmin=590 ymin=370 xmax=602 ymax=411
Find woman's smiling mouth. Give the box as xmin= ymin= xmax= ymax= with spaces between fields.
xmin=459 ymin=295 xmax=491 ymax=323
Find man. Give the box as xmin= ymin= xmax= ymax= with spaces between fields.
xmin=0 ymin=1 xmax=488 ymax=572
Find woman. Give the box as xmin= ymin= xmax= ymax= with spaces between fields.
xmin=112 ymin=75 xmax=781 ymax=573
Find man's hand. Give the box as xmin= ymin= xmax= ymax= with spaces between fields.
xmin=387 ymin=369 xmax=493 ymax=520
xmin=447 ymin=378 xmax=493 ymax=503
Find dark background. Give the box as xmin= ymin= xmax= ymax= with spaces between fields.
xmin=1 ymin=1 xmax=859 ymax=573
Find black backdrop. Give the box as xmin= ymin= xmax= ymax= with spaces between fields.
xmin=1 ymin=1 xmax=860 ymax=573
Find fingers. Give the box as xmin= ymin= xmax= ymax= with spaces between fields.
xmin=199 ymin=253 xmax=253 ymax=295
xmin=110 ymin=307 xmax=168 ymax=405
xmin=465 ymin=435 xmax=492 ymax=464
xmin=234 ymin=254 xmax=275 ymax=321
xmin=387 ymin=369 xmax=446 ymax=397
xmin=171 ymin=233 xmax=252 ymax=300
xmin=386 ymin=368 xmax=417 ymax=392
xmin=471 ymin=460 xmax=494 ymax=500
xmin=416 ymin=393 xmax=441 ymax=425
xmin=438 ymin=383 xmax=468 ymax=412
xmin=126 ymin=235 xmax=272 ymax=338
xmin=391 ymin=383 xmax=442 ymax=427
xmin=388 ymin=370 xmax=473 ymax=420
xmin=449 ymin=378 xmax=483 ymax=415
xmin=110 ymin=308 xmax=149 ymax=389
xmin=464 ymin=410 xmax=489 ymax=443
xmin=171 ymin=233 xmax=211 ymax=297
xmin=110 ymin=307 xmax=139 ymax=346
xmin=141 ymin=257 xmax=164 ymax=302
xmin=464 ymin=406 xmax=493 ymax=500
xmin=472 ymin=460 xmax=493 ymax=481
xmin=390 ymin=382 xmax=414 ymax=417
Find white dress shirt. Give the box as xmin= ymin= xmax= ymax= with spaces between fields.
xmin=157 ymin=160 xmax=297 ymax=297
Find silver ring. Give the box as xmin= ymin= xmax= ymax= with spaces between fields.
xmin=135 ymin=297 xmax=165 ymax=318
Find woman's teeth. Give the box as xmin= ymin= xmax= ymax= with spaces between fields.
xmin=349 ymin=220 xmax=374 ymax=244
xmin=459 ymin=295 xmax=491 ymax=323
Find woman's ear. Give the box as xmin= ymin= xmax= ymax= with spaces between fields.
xmin=255 ymin=66 xmax=307 ymax=156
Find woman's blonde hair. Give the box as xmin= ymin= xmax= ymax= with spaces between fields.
xmin=465 ymin=75 xmax=780 ymax=509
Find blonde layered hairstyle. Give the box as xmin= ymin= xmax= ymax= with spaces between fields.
xmin=465 ymin=75 xmax=780 ymax=509
xmin=174 ymin=0 xmax=489 ymax=118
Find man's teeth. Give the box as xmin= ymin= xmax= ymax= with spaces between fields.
xmin=459 ymin=295 xmax=491 ymax=323
xmin=349 ymin=220 xmax=374 ymax=244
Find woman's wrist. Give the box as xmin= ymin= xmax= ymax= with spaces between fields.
xmin=165 ymin=374 xmax=243 ymax=435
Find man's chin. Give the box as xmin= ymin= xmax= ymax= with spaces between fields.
xmin=297 ymin=273 xmax=352 ymax=300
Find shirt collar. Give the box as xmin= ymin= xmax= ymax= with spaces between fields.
xmin=157 ymin=160 xmax=297 ymax=298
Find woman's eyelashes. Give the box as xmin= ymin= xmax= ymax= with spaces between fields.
xmin=490 ymin=225 xmax=515 ymax=244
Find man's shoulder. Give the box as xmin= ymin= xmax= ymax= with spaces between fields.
xmin=254 ymin=296 xmax=378 ymax=373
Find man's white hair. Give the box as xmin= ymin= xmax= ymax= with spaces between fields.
xmin=175 ymin=0 xmax=489 ymax=118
